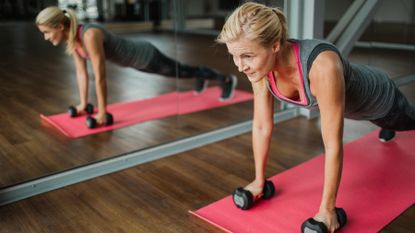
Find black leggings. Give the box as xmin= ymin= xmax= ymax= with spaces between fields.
xmin=140 ymin=47 xmax=226 ymax=82
xmin=370 ymin=89 xmax=415 ymax=131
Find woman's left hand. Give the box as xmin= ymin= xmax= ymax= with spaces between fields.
xmin=313 ymin=209 xmax=340 ymax=233
xmin=94 ymin=112 xmax=107 ymax=125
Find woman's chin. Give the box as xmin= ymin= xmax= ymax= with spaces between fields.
xmin=247 ymin=75 xmax=262 ymax=83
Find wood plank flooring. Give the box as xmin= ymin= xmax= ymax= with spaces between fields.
xmin=0 ymin=112 xmax=414 ymax=232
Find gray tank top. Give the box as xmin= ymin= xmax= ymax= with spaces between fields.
xmin=78 ymin=23 xmax=155 ymax=69
xmin=267 ymin=39 xmax=396 ymax=120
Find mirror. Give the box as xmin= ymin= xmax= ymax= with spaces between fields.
xmin=0 ymin=0 xmax=263 ymax=189
xmin=0 ymin=0 xmax=185 ymax=187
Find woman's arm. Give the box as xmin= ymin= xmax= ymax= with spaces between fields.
xmin=82 ymin=28 xmax=107 ymax=123
xmin=309 ymin=50 xmax=345 ymax=232
xmin=251 ymin=78 xmax=274 ymax=188
xmin=73 ymin=50 xmax=89 ymax=111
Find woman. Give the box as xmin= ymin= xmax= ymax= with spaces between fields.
xmin=217 ymin=2 xmax=415 ymax=232
xmin=36 ymin=6 xmax=237 ymax=125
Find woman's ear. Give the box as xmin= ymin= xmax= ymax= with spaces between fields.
xmin=58 ymin=23 xmax=65 ymax=31
xmin=272 ymin=41 xmax=280 ymax=53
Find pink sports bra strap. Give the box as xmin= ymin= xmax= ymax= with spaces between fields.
xmin=267 ymin=42 xmax=308 ymax=106
xmin=75 ymin=25 xmax=89 ymax=59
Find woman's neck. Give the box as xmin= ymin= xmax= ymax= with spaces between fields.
xmin=63 ymin=28 xmax=70 ymax=42
xmin=274 ymin=41 xmax=296 ymax=76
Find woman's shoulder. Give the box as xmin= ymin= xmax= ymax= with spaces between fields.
xmin=292 ymin=38 xmax=345 ymax=72
xmin=80 ymin=23 xmax=106 ymax=40
xmin=81 ymin=24 xmax=109 ymax=37
xmin=290 ymin=38 xmax=338 ymax=51
xmin=82 ymin=23 xmax=105 ymax=29
xmin=81 ymin=23 xmax=106 ymax=33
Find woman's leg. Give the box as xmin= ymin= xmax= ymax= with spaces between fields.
xmin=140 ymin=47 xmax=237 ymax=100
xmin=370 ymin=89 xmax=415 ymax=141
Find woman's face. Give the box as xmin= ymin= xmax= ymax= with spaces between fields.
xmin=226 ymin=36 xmax=278 ymax=83
xmin=37 ymin=24 xmax=66 ymax=46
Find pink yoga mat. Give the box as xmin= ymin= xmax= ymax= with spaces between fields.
xmin=41 ymin=87 xmax=252 ymax=138
xmin=191 ymin=130 xmax=415 ymax=233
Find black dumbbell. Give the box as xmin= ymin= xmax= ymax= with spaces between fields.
xmin=68 ymin=103 xmax=94 ymax=117
xmin=301 ymin=208 xmax=347 ymax=233
xmin=86 ymin=113 xmax=114 ymax=129
xmin=233 ymin=180 xmax=275 ymax=210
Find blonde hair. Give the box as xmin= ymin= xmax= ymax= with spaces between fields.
xmin=36 ymin=6 xmax=78 ymax=54
xmin=217 ymin=2 xmax=287 ymax=48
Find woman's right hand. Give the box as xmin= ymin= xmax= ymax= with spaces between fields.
xmin=244 ymin=179 xmax=265 ymax=200
xmin=314 ymin=209 xmax=340 ymax=233
xmin=93 ymin=112 xmax=108 ymax=125
xmin=75 ymin=104 xmax=88 ymax=115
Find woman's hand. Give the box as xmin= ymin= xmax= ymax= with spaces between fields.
xmin=93 ymin=112 xmax=108 ymax=125
xmin=314 ymin=209 xmax=340 ymax=232
xmin=75 ymin=103 xmax=87 ymax=115
xmin=244 ymin=179 xmax=265 ymax=200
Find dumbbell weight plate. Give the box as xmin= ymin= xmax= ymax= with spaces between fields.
xmin=233 ymin=187 xmax=253 ymax=210
xmin=301 ymin=218 xmax=327 ymax=233
xmin=105 ymin=113 xmax=114 ymax=125
xmin=262 ymin=180 xmax=275 ymax=199
xmin=85 ymin=103 xmax=94 ymax=114
xmin=86 ymin=116 xmax=97 ymax=129
xmin=336 ymin=208 xmax=347 ymax=227
xmin=68 ymin=106 xmax=77 ymax=117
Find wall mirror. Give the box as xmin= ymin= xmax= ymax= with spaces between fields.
xmin=0 ymin=0 xmax=277 ymax=191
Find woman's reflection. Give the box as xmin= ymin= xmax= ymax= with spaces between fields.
xmin=35 ymin=6 xmax=237 ymax=128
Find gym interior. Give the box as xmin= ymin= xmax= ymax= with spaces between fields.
xmin=0 ymin=0 xmax=414 ymax=232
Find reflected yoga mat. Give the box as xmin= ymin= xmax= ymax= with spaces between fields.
xmin=41 ymin=87 xmax=253 ymax=138
xmin=190 ymin=130 xmax=415 ymax=233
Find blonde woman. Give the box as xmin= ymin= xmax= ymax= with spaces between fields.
xmin=36 ymin=6 xmax=237 ymax=127
xmin=217 ymin=2 xmax=415 ymax=232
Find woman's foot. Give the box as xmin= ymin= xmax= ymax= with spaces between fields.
xmin=194 ymin=78 xmax=208 ymax=93
xmin=220 ymin=75 xmax=237 ymax=101
xmin=379 ymin=128 xmax=395 ymax=142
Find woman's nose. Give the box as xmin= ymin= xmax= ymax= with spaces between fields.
xmin=238 ymin=62 xmax=247 ymax=72
xmin=236 ymin=59 xmax=246 ymax=72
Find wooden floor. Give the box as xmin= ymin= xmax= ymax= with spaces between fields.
xmin=0 ymin=114 xmax=414 ymax=232
xmin=0 ymin=22 xmax=414 ymax=232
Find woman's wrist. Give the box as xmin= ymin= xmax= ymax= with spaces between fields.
xmin=319 ymin=199 xmax=336 ymax=212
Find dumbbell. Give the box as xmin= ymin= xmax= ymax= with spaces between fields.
xmin=68 ymin=103 xmax=94 ymax=117
xmin=233 ymin=180 xmax=275 ymax=210
xmin=301 ymin=208 xmax=347 ymax=233
xmin=86 ymin=113 xmax=114 ymax=129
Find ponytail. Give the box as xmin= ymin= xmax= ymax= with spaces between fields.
xmin=271 ymin=7 xmax=287 ymax=45
xmin=64 ymin=9 xmax=78 ymax=54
